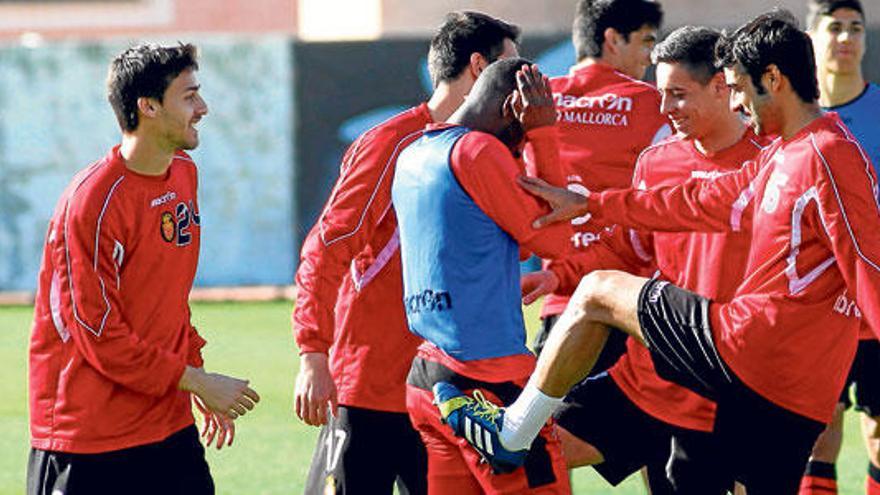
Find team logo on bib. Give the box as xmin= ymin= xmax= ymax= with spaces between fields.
xmin=160 ymin=212 xmax=176 ymax=243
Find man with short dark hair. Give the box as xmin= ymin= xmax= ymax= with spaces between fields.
xmin=572 ymin=0 xmax=664 ymax=78
xmin=27 ymin=43 xmax=260 ymax=495
xmin=521 ymin=26 xmax=766 ymax=492
xmin=526 ymin=0 xmax=669 ymax=375
xmin=800 ymin=1 xmax=880 ymax=493
xmin=395 ymin=59 xmax=572 ymax=493
xmin=292 ymin=11 xmax=520 ymax=494
xmin=439 ymin=10 xmax=880 ymax=493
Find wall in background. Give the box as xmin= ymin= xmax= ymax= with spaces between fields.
xmin=3 ymin=26 xmax=879 ymax=291
xmin=0 ymin=36 xmax=295 ymax=290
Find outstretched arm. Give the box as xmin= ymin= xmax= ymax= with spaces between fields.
xmin=519 ymin=157 xmax=764 ymax=234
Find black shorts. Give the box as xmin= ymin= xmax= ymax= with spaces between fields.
xmin=556 ymin=372 xmax=735 ymax=494
xmin=304 ymin=405 xmax=427 ymax=495
xmin=533 ymin=314 xmax=628 ymax=374
xmin=27 ymin=425 xmax=213 ymax=495
xmin=840 ymin=339 xmax=880 ymax=416
xmin=638 ymin=278 xmax=825 ymax=493
xmin=555 ymin=372 xmax=679 ymax=488
xmin=637 ymin=278 xmax=732 ymax=400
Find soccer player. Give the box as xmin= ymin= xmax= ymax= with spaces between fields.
xmin=292 ymin=12 xmax=520 ymax=494
xmin=521 ymin=26 xmax=766 ymax=492
xmin=528 ymin=0 xmax=669 ymax=367
xmin=27 ymin=43 xmax=260 ymax=495
xmin=800 ymin=1 xmax=880 ymax=492
xmin=394 ymin=60 xmax=571 ymax=493
xmin=438 ymin=10 xmax=880 ymax=493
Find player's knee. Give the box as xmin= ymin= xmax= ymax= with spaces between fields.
xmin=573 ymin=270 xmax=624 ymax=313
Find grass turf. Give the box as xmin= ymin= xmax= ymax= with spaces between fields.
xmin=0 ymin=301 xmax=871 ymax=493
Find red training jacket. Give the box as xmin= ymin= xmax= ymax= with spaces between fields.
xmin=293 ymin=104 xmax=431 ymax=412
xmin=29 ymin=146 xmax=205 ymax=453
xmin=541 ymin=61 xmax=670 ymax=318
xmin=592 ymin=114 xmax=880 ymax=423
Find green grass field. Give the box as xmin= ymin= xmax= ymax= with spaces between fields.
xmin=0 ymin=301 xmax=871 ymax=493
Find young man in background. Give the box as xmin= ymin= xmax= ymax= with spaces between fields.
xmin=800 ymin=1 xmax=880 ymax=493
xmin=527 ymin=0 xmax=669 ymax=373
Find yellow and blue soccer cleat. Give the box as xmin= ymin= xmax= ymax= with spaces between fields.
xmin=432 ymin=381 xmax=527 ymax=473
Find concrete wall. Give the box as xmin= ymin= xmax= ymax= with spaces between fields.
xmin=378 ymin=0 xmax=877 ymax=35
xmin=5 ymin=1 xmax=875 ymax=42
xmin=0 ymin=37 xmax=295 ymax=290
xmin=0 ymin=0 xmax=297 ymax=40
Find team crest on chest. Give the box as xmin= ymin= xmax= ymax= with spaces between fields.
xmin=159 ymin=199 xmax=199 ymax=246
xmin=160 ymin=211 xmax=176 ymax=243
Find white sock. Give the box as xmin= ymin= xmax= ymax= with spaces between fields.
xmin=499 ymin=380 xmax=564 ymax=451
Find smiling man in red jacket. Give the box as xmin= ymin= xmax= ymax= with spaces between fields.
xmin=27 ymin=43 xmax=259 ymax=495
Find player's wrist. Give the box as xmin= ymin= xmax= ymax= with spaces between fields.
xmin=300 ymin=352 xmax=330 ymax=371
xmin=179 ymin=365 xmax=208 ymax=395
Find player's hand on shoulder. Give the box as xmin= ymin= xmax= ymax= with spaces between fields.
xmin=511 ymin=64 xmax=556 ymax=132
xmin=521 ymin=270 xmax=560 ymax=305
xmin=294 ymin=352 xmax=338 ymax=427
xmin=518 ymin=175 xmax=590 ymax=228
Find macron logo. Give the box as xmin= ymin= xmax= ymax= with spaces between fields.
xmin=553 ymin=92 xmax=633 ymax=112
xmin=554 ymin=92 xmax=633 ymax=127
xmin=405 ymin=289 xmax=453 ymax=315
xmin=150 ymin=191 xmax=177 ymax=208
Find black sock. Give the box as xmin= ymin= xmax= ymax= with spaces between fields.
xmin=805 ymin=460 xmax=837 ymax=480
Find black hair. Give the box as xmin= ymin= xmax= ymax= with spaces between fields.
xmin=716 ymin=9 xmax=819 ymax=103
xmin=807 ymin=0 xmax=865 ymax=30
xmin=467 ymin=57 xmax=533 ymax=149
xmin=107 ymin=43 xmax=199 ymax=132
xmin=652 ymin=26 xmax=722 ymax=85
xmin=428 ymin=11 xmax=521 ymax=87
xmin=573 ymin=0 xmax=664 ymax=60
xmin=468 ymin=57 xmax=533 ymax=107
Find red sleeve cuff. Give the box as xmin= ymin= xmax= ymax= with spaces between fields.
xmin=297 ymin=342 xmax=330 ymax=355
xmin=186 ymin=326 xmax=207 ymax=368
xmin=168 ymin=359 xmax=189 ymax=394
